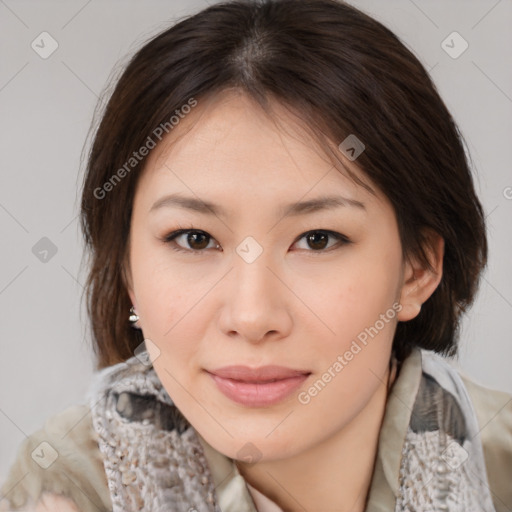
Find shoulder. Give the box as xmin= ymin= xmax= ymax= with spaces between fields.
xmin=460 ymin=374 xmax=512 ymax=512
xmin=0 ymin=403 xmax=111 ymax=512
xmin=0 ymin=492 xmax=82 ymax=512
xmin=409 ymin=349 xmax=512 ymax=511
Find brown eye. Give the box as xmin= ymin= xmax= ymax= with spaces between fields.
xmin=164 ymin=229 xmax=218 ymax=253
xmin=184 ymin=232 xmax=210 ymax=250
xmin=294 ymin=230 xmax=351 ymax=253
xmin=306 ymin=232 xmax=329 ymax=250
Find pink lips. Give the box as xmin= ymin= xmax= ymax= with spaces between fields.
xmin=206 ymin=365 xmax=311 ymax=407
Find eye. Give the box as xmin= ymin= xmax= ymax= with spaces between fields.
xmin=292 ymin=230 xmax=351 ymax=253
xmin=163 ymin=229 xmax=220 ymax=253
xmin=162 ymin=228 xmax=351 ymax=254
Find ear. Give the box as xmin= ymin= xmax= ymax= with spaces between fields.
xmin=397 ymin=229 xmax=444 ymax=322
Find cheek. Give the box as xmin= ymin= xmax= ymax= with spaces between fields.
xmin=131 ymin=236 xmax=188 ymax=317
xmin=307 ymin=247 xmax=402 ymax=369
xmin=131 ymin=263 xmax=216 ymax=375
xmin=296 ymin=267 xmax=398 ymax=423
xmin=324 ymin=260 xmax=400 ymax=332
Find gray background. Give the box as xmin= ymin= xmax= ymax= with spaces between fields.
xmin=1 ymin=0 xmax=511 ymax=485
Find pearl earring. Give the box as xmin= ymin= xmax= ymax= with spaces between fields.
xmin=129 ymin=306 xmax=141 ymax=329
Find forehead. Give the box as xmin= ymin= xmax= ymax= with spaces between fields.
xmin=136 ymin=89 xmax=380 ymax=209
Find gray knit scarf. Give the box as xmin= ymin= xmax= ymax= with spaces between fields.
xmin=86 ymin=349 xmax=496 ymax=512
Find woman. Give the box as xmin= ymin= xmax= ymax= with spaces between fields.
xmin=1 ymin=0 xmax=511 ymax=511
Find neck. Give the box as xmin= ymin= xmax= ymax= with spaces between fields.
xmin=235 ymin=360 xmax=398 ymax=512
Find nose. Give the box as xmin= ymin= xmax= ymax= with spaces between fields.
xmin=219 ymin=252 xmax=293 ymax=344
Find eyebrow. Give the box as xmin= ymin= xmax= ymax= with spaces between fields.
xmin=149 ymin=193 xmax=366 ymax=218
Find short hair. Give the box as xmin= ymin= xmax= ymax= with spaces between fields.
xmin=79 ymin=0 xmax=487 ymax=369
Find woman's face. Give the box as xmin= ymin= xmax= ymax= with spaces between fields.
xmin=125 ymin=89 xmax=420 ymax=462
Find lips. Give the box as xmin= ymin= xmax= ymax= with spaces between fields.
xmin=206 ymin=365 xmax=311 ymax=407
xmin=208 ymin=365 xmax=311 ymax=382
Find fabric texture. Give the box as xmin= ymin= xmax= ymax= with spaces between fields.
xmin=394 ymin=351 xmax=497 ymax=511
xmin=85 ymin=358 xmax=220 ymax=512
xmin=0 ymin=404 xmax=111 ymax=512
xmin=1 ymin=347 xmax=511 ymax=512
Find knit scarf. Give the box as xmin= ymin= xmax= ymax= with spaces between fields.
xmin=86 ymin=349 xmax=496 ymax=512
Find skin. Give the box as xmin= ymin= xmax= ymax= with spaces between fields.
xmin=124 ymin=88 xmax=444 ymax=511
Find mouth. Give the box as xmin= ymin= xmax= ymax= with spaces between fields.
xmin=206 ymin=365 xmax=311 ymax=407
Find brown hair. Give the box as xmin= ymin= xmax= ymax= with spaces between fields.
xmin=79 ymin=0 xmax=487 ymax=370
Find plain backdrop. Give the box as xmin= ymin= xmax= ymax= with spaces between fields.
xmin=1 ymin=0 xmax=511 ymax=485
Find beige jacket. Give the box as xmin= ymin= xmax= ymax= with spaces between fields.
xmin=1 ymin=348 xmax=511 ymax=511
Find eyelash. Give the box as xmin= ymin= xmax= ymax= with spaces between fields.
xmin=161 ymin=226 xmax=352 ymax=255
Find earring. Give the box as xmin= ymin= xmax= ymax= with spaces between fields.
xmin=129 ymin=306 xmax=141 ymax=329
